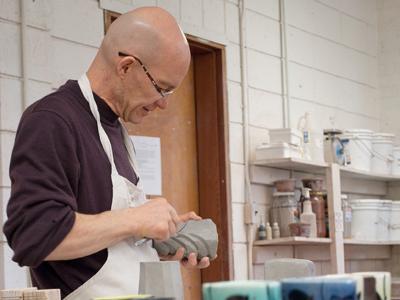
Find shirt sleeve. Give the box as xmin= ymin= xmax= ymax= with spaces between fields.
xmin=3 ymin=110 xmax=79 ymax=267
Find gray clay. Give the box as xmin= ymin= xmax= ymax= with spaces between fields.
xmin=153 ymin=219 xmax=218 ymax=260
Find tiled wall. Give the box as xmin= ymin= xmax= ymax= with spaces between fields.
xmin=378 ymin=0 xmax=400 ymax=143
xmin=0 ymin=0 xmax=398 ymax=288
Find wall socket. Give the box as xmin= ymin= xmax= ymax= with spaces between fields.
xmin=244 ymin=202 xmax=258 ymax=225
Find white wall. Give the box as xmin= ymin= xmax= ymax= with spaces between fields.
xmin=0 ymin=0 xmax=398 ymax=288
xmin=378 ymin=0 xmax=400 ymax=143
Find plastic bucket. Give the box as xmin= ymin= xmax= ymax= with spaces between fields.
xmin=392 ymin=146 xmax=400 ymax=176
xmin=341 ymin=129 xmax=373 ymax=172
xmin=350 ymin=199 xmax=392 ymax=241
xmin=371 ymin=133 xmax=395 ymax=175
xmin=391 ymin=201 xmax=400 ymax=241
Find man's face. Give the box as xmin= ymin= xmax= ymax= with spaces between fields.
xmin=118 ymin=55 xmax=185 ymax=124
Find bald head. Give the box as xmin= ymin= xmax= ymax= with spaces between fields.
xmin=99 ymin=7 xmax=190 ymax=86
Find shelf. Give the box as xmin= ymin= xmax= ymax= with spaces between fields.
xmin=253 ymin=157 xmax=328 ymax=174
xmin=344 ymin=239 xmax=400 ymax=245
xmin=253 ymin=237 xmax=331 ymax=246
xmin=340 ymin=166 xmax=400 ymax=182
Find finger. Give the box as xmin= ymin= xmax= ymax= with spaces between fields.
xmin=171 ymin=247 xmax=185 ymax=261
xmin=179 ymin=211 xmax=202 ymax=222
xmin=187 ymin=252 xmax=198 ymax=267
xmin=197 ymin=257 xmax=210 ymax=269
xmin=169 ymin=207 xmax=181 ymax=226
xmin=168 ymin=220 xmax=177 ymax=236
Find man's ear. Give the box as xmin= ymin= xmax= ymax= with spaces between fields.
xmin=117 ymin=56 xmax=134 ymax=78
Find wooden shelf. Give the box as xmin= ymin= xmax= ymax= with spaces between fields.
xmin=344 ymin=239 xmax=400 ymax=245
xmin=253 ymin=157 xmax=328 ymax=174
xmin=340 ymin=166 xmax=400 ymax=182
xmin=254 ymin=237 xmax=332 ymax=246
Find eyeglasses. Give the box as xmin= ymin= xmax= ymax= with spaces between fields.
xmin=118 ymin=51 xmax=174 ymax=98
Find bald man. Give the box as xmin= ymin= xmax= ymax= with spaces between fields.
xmin=4 ymin=7 xmax=210 ymax=299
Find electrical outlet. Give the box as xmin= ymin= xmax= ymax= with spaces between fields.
xmin=244 ymin=202 xmax=258 ymax=225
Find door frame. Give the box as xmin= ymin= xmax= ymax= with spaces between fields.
xmin=104 ymin=10 xmax=233 ymax=282
xmin=187 ymin=35 xmax=233 ymax=282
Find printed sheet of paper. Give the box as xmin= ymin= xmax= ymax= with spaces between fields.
xmin=130 ymin=136 xmax=162 ymax=196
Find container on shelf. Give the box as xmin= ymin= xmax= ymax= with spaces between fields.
xmin=391 ymin=201 xmax=400 ymax=241
xmin=350 ymin=199 xmax=392 ymax=241
xmin=341 ymin=129 xmax=374 ymax=172
xmin=310 ymin=192 xmax=326 ymax=238
xmin=297 ymin=112 xmax=324 ymax=163
xmin=271 ymin=192 xmax=299 ymax=237
xmin=302 ymin=178 xmax=324 ymax=192
xmin=392 ymin=146 xmax=400 ymax=176
xmin=323 ymin=129 xmax=349 ymax=165
xmin=269 ymin=128 xmax=302 ymax=147
xmin=289 ymin=222 xmax=311 ymax=237
xmin=273 ymin=179 xmax=297 ymax=192
xmin=341 ymin=194 xmax=352 ymax=239
xmin=371 ymin=133 xmax=395 ymax=175
xmin=255 ymin=142 xmax=302 ymax=161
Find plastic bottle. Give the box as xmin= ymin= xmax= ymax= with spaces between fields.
xmin=257 ymin=222 xmax=266 ymax=240
xmin=266 ymin=222 xmax=273 ymax=240
xmin=300 ymin=188 xmax=317 ymax=238
xmin=272 ymin=222 xmax=280 ymax=239
xmin=341 ymin=194 xmax=352 ymax=239
xmin=298 ymin=112 xmax=312 ymax=160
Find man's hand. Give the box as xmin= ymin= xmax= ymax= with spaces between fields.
xmin=159 ymin=211 xmax=213 ymax=269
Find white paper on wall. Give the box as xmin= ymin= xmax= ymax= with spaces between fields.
xmin=130 ymin=136 xmax=162 ymax=196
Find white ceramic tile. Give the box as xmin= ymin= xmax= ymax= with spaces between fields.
xmin=229 ymin=122 xmax=244 ymax=163
xmin=0 ymin=21 xmax=21 ymax=77
xmin=233 ymin=243 xmax=248 ymax=280
xmin=225 ymin=1 xmax=240 ymax=43
xmin=226 ymin=43 xmax=241 ymax=83
xmin=248 ymin=88 xmax=283 ymax=128
xmin=247 ymin=50 xmax=281 ymax=94
xmin=249 ymin=126 xmax=269 ymax=161
xmin=1 ymin=188 xmax=10 ymax=242
xmin=0 ymin=132 xmax=16 ymax=187
xmin=286 ymin=26 xmax=315 ymax=67
xmin=2 ymin=242 xmax=28 ymax=289
xmin=25 ymin=80 xmax=52 ymax=108
xmin=181 ymin=0 xmax=202 ymax=28
xmin=341 ymin=14 xmax=369 ymax=53
xmin=26 ymin=0 xmax=52 ymax=29
xmin=0 ymin=76 xmax=22 ymax=131
xmin=0 ymin=0 xmax=19 ymax=22
xmin=203 ymin=0 xmax=225 ymax=35
xmin=313 ymin=69 xmax=342 ymax=108
xmin=250 ymin=183 xmax=269 ymax=205
xmin=245 ymin=10 xmax=280 ymax=57
xmin=52 ymin=38 xmax=97 ymax=87
xmin=51 ymin=0 xmax=103 ymax=48
xmin=232 ymin=203 xmax=247 ymax=242
xmin=230 ymin=163 xmax=245 ymax=204
xmin=288 ymin=62 xmax=314 ymax=101
xmin=27 ymin=27 xmax=52 ymax=83
xmin=244 ymin=0 xmax=279 ymax=20
xmin=227 ymin=81 xmax=243 ymax=123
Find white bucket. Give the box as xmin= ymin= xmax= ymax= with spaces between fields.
xmin=371 ymin=133 xmax=395 ymax=175
xmin=391 ymin=201 xmax=400 ymax=241
xmin=350 ymin=199 xmax=392 ymax=241
xmin=341 ymin=129 xmax=373 ymax=172
xmin=392 ymin=146 xmax=400 ymax=176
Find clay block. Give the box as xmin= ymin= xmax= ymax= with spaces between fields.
xmin=264 ymin=258 xmax=316 ymax=281
xmin=138 ymin=261 xmax=183 ymax=300
xmin=153 ymin=219 xmax=218 ymax=260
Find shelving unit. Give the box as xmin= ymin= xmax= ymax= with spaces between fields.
xmin=254 ymin=237 xmax=331 ymax=246
xmin=252 ymin=158 xmax=400 ymax=276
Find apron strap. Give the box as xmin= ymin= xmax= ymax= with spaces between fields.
xmin=78 ymin=74 xmax=118 ymax=175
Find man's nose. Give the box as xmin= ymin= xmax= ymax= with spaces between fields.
xmin=156 ymin=97 xmax=168 ymax=110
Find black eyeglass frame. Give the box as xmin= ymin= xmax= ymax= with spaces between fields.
xmin=118 ymin=51 xmax=174 ymax=98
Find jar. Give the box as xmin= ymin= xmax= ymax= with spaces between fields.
xmin=310 ymin=191 xmax=327 ymax=237
xmin=341 ymin=194 xmax=352 ymax=239
xmin=270 ymin=192 xmax=299 ymax=237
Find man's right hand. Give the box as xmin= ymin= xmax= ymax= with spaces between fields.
xmin=129 ymin=198 xmax=181 ymax=241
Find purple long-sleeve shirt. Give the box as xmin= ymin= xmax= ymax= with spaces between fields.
xmin=3 ymin=80 xmax=138 ymax=298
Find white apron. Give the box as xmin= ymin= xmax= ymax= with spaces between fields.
xmin=64 ymin=74 xmax=159 ymax=300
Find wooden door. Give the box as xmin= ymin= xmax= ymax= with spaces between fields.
xmin=125 ymin=60 xmax=201 ymax=300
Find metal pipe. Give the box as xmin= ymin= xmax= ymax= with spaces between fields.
xmin=238 ymin=0 xmax=254 ymax=280
xmin=279 ymin=0 xmax=291 ymax=128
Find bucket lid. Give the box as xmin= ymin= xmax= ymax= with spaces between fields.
xmin=324 ymin=128 xmax=343 ymax=135
xmin=392 ymin=201 xmax=400 ymax=208
xmin=372 ymin=133 xmax=395 ymax=142
xmin=269 ymin=128 xmax=302 ymax=135
xmin=350 ymin=199 xmax=392 ymax=205
xmin=344 ymin=129 xmax=374 ymax=134
xmin=273 ymin=192 xmax=295 ymax=197
xmin=257 ymin=142 xmax=300 ymax=150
